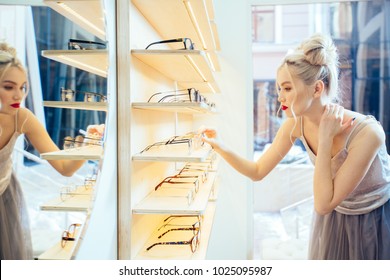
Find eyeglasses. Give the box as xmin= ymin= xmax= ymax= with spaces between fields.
xmin=157 ymin=221 xmax=200 ymax=239
xmin=145 ymin=38 xmax=194 ymax=50
xmin=68 ymin=39 xmax=106 ymax=50
xmin=147 ymin=88 xmax=205 ymax=103
xmin=159 ymin=215 xmax=202 ymax=231
xmin=140 ymin=132 xmax=204 ymax=154
xmin=63 ymin=135 xmax=103 ymax=150
xmin=179 ymin=164 xmax=209 ymax=183
xmin=60 ymin=184 xmax=92 ymax=201
xmin=61 ymin=223 xmax=82 ymax=248
xmin=60 ymin=87 xmax=107 ymax=102
xmin=153 ymin=186 xmax=195 ymax=206
xmin=155 ymin=174 xmax=200 ymax=193
xmin=146 ymin=225 xmax=201 ymax=253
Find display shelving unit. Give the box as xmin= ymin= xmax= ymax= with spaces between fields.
xmin=125 ymin=0 xmax=221 ymax=260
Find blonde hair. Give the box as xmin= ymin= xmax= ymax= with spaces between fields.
xmin=279 ymin=33 xmax=340 ymax=103
xmin=0 ymin=42 xmax=27 ymax=83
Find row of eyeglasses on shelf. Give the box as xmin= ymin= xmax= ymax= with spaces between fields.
xmin=59 ymin=175 xmax=97 ymax=202
xmin=151 ymin=152 xmax=216 ymax=206
xmin=140 ymin=131 xmax=207 ymax=154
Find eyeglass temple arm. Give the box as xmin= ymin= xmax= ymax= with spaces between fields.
xmin=146 ymin=240 xmax=190 ymax=251
xmin=158 ymin=227 xmax=197 ymax=239
xmin=69 ymin=39 xmax=106 ymax=47
xmin=145 ymin=38 xmax=185 ymax=50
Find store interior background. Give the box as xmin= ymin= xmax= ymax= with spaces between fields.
xmin=0 ymin=0 xmax=389 ymax=259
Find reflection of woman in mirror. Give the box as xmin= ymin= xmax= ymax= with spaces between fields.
xmin=203 ymin=34 xmax=390 ymax=259
xmin=0 ymin=43 xmax=98 ymax=259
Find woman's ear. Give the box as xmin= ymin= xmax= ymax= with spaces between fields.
xmin=313 ymin=80 xmax=325 ymax=98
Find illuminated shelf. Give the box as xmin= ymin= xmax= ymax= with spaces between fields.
xmin=133 ymin=172 xmax=217 ymax=215
xmin=44 ymin=0 xmax=106 ymax=40
xmin=131 ymin=49 xmax=219 ymax=93
xmin=40 ymin=145 xmax=103 ymax=161
xmin=132 ymin=145 xmax=212 ymax=163
xmin=135 ymin=202 xmax=216 ymax=260
xmin=43 ymin=101 xmax=108 ymax=111
xmin=41 ymin=50 xmax=108 ymax=78
xmin=132 ymin=0 xmax=219 ymax=52
xmin=132 ymin=102 xmax=216 ymax=114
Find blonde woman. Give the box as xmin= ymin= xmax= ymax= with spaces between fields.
xmin=0 ymin=43 xmax=97 ymax=259
xmin=203 ymin=33 xmax=390 ymax=259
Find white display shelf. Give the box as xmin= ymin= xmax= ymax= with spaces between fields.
xmin=44 ymin=0 xmax=106 ymax=40
xmin=37 ymin=225 xmax=83 ymax=260
xmin=135 ymin=202 xmax=216 ymax=260
xmin=132 ymin=145 xmax=212 ymax=163
xmin=41 ymin=50 xmax=108 ymax=78
xmin=40 ymin=145 xmax=103 ymax=161
xmin=131 ymin=0 xmax=219 ymax=52
xmin=131 ymin=49 xmax=218 ymax=92
xmin=132 ymin=102 xmax=216 ymax=114
xmin=40 ymin=190 xmax=94 ymax=212
xmin=43 ymin=101 xmax=108 ymax=112
xmin=132 ymin=172 xmax=216 ymax=215
xmin=178 ymin=80 xmax=220 ymax=94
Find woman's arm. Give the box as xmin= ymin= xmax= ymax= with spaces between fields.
xmin=202 ymin=118 xmax=297 ymax=181
xmin=20 ymin=108 xmax=86 ymax=177
xmin=314 ymin=106 xmax=384 ymax=214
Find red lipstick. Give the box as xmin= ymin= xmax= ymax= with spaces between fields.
xmin=281 ymin=105 xmax=288 ymax=111
xmin=11 ymin=103 xmax=20 ymax=108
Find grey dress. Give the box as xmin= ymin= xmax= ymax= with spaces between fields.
xmin=0 ymin=125 xmax=33 ymax=259
xmin=299 ymin=115 xmax=390 ymax=259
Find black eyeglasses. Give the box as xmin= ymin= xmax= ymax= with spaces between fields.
xmin=68 ymin=39 xmax=106 ymax=50
xmin=61 ymin=223 xmax=82 ymax=248
xmin=146 ymin=226 xmax=201 ymax=253
xmin=60 ymin=87 xmax=107 ymax=102
xmin=145 ymin=38 xmax=194 ymax=50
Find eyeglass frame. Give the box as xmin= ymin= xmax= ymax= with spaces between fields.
xmin=68 ymin=39 xmax=106 ymax=50
xmin=155 ymin=174 xmax=200 ymax=193
xmin=61 ymin=223 xmax=82 ymax=248
xmin=145 ymin=37 xmax=194 ymax=50
xmin=140 ymin=132 xmax=204 ymax=154
xmin=60 ymin=87 xmax=107 ymax=102
xmin=63 ymin=135 xmax=103 ymax=150
xmin=157 ymin=221 xmax=201 ymax=239
xmin=146 ymin=226 xmax=200 ymax=253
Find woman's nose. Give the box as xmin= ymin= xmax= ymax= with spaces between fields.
xmin=278 ymin=96 xmax=286 ymax=102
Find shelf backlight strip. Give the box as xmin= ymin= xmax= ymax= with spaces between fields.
xmin=185 ymin=55 xmax=207 ymax=82
xmin=58 ymin=2 xmax=105 ymax=37
xmin=184 ymin=0 xmax=208 ymax=50
xmin=207 ymin=82 xmax=216 ymax=94
xmin=58 ymin=55 xmax=107 ymax=77
xmin=206 ymin=52 xmax=216 ymax=72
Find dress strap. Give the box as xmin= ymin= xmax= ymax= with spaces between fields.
xmin=345 ymin=115 xmax=377 ymax=149
xmin=14 ymin=110 xmax=18 ymax=132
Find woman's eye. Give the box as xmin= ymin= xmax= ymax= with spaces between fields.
xmin=4 ymin=85 xmax=13 ymax=90
xmin=284 ymin=87 xmax=291 ymax=92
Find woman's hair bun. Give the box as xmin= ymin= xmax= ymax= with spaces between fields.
xmin=298 ymin=33 xmax=338 ymax=67
xmin=0 ymin=42 xmax=17 ymax=58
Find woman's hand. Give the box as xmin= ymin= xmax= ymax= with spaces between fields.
xmin=199 ymin=127 xmax=222 ymax=151
xmin=319 ymin=104 xmax=354 ymax=141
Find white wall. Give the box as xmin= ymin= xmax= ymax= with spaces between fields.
xmin=204 ymin=0 xmax=254 ymax=259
